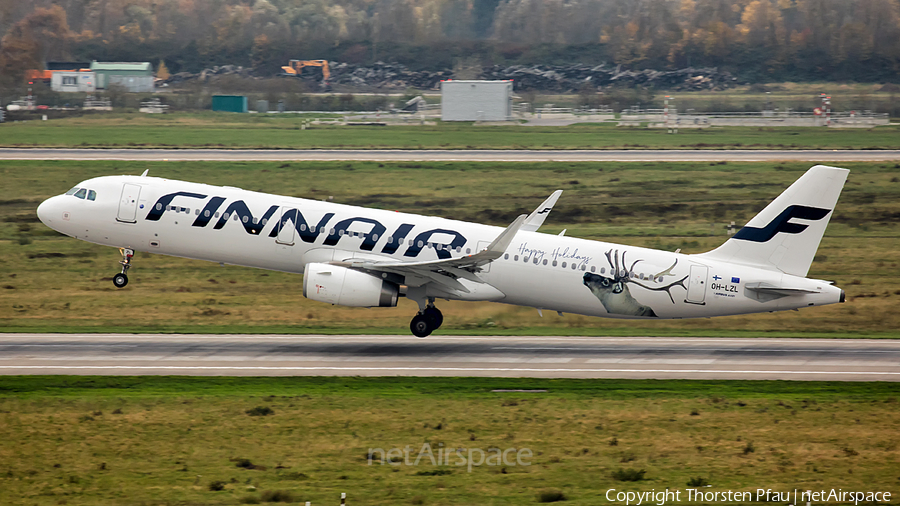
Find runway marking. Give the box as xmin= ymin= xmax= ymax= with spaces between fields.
xmin=492 ymin=346 xmax=895 ymax=354
xmin=0 ymin=365 xmax=898 ymax=375
xmin=2 ymin=149 xmax=900 ymax=162
xmin=0 ymin=344 xmax=138 ymax=348
xmin=2 ymin=334 xmax=895 ymax=345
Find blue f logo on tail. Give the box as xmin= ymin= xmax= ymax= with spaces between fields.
xmin=732 ymin=205 xmax=830 ymax=243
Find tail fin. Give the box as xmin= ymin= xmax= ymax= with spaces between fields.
xmin=697 ymin=165 xmax=848 ymax=277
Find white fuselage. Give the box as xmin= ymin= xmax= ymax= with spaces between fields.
xmin=37 ymin=175 xmax=843 ymax=319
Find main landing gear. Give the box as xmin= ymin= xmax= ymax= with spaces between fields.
xmin=113 ymin=248 xmax=134 ymax=288
xmin=410 ymin=301 xmax=443 ymax=338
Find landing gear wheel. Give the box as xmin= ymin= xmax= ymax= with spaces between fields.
xmin=410 ymin=314 xmax=432 ymax=338
xmin=113 ymin=273 xmax=128 ymax=288
xmin=423 ymin=306 xmax=443 ymax=330
xmin=114 ymin=247 xmax=134 ymax=288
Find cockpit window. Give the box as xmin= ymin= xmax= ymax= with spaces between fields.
xmin=87 ymin=190 xmax=97 ymax=201
xmin=73 ymin=188 xmax=87 ymax=199
xmin=65 ymin=187 xmax=79 ymax=195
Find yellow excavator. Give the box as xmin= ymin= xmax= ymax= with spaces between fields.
xmin=280 ymin=59 xmax=330 ymax=83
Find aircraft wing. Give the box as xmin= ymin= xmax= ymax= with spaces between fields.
xmin=334 ymin=214 xmax=528 ymax=293
xmin=521 ymin=190 xmax=562 ymax=232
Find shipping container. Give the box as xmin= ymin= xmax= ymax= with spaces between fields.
xmin=212 ymin=95 xmax=249 ymax=113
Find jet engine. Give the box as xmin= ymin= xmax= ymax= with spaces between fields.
xmin=303 ymin=263 xmax=399 ymax=307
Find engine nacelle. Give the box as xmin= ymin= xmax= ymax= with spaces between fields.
xmin=303 ymin=263 xmax=399 ymax=307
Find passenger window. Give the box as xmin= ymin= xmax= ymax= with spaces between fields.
xmin=552 ymin=261 xmax=557 ymax=267
xmin=504 ymin=254 xmax=509 ymax=260
xmin=591 ymin=266 xmax=596 ymax=273
xmin=562 ymin=262 xmax=567 ymax=268
xmin=195 ymin=209 xmax=200 ymax=215
xmin=66 ymin=187 xmax=79 ymax=196
xmin=543 ymin=259 xmax=548 ymax=265
xmin=87 ymin=190 xmax=96 ymax=201
xmin=74 ymin=188 xmax=87 ymax=199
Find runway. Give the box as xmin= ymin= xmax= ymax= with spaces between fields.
xmin=2 ymin=148 xmax=900 ymax=162
xmin=1 ymin=334 xmax=898 ymax=381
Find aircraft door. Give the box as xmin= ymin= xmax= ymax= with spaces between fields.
xmin=117 ymin=183 xmax=141 ymax=223
xmin=685 ymin=265 xmax=708 ymax=304
xmin=275 ymin=207 xmax=296 ymax=245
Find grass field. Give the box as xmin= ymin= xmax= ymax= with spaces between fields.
xmin=0 ymin=376 xmax=897 ymax=506
xmin=530 ymin=82 xmax=900 ymax=116
xmin=1 ymin=159 xmax=898 ymax=336
xmin=1 ymin=112 xmax=899 ymax=149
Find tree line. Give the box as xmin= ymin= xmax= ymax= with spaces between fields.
xmin=2 ymin=0 xmax=899 ymax=87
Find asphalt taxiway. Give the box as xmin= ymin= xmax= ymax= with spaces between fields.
xmin=1 ymin=334 xmax=897 ymax=381
xmin=2 ymin=148 xmax=900 ymax=162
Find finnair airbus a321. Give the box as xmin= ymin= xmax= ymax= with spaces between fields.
xmin=37 ymin=165 xmax=847 ymax=337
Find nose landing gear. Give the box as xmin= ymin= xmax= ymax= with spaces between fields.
xmin=410 ymin=302 xmax=443 ymax=338
xmin=113 ymin=248 xmax=134 ymax=288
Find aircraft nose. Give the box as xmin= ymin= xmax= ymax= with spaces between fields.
xmin=37 ymin=196 xmax=59 ymax=227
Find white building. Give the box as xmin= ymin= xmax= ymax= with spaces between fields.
xmin=441 ymin=80 xmax=513 ymax=121
xmin=51 ymin=71 xmax=96 ymax=93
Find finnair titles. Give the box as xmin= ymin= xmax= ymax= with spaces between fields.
xmin=37 ymin=165 xmax=847 ymax=337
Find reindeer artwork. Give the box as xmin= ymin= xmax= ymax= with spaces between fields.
xmin=582 ymin=249 xmax=689 ymax=317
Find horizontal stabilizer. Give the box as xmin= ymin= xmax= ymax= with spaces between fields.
xmin=744 ymin=282 xmax=817 ymax=295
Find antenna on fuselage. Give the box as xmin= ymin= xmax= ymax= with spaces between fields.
xmin=140 ymin=169 xmax=149 ymax=177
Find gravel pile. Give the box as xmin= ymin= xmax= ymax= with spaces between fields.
xmin=480 ymin=64 xmax=738 ymax=92
xmin=158 ymin=62 xmax=738 ymax=92
xmin=329 ymin=62 xmax=453 ymax=90
xmin=160 ymin=65 xmax=253 ymax=85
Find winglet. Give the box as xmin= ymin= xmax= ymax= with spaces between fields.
xmin=480 ymin=214 xmax=527 ymax=260
xmin=521 ymin=190 xmax=562 ymax=232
